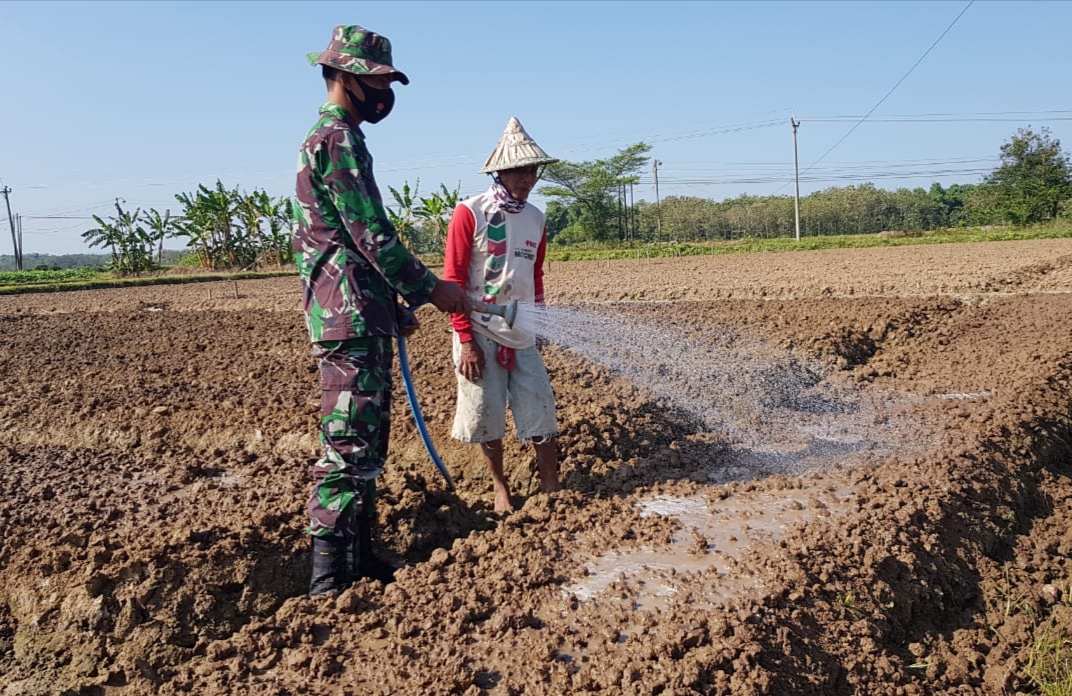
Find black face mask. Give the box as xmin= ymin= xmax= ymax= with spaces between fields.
xmin=346 ymin=80 xmax=395 ymax=124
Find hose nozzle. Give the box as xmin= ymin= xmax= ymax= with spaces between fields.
xmin=471 ymin=299 xmax=518 ymax=329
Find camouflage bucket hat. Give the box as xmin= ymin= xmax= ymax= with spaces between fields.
xmin=307 ymin=25 xmax=410 ymax=85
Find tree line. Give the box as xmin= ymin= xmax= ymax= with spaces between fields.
xmin=1 ymin=251 xmax=179 ymax=272
xmin=64 ymin=126 xmax=1071 ymax=274
xmin=540 ymin=127 xmax=1072 ymax=244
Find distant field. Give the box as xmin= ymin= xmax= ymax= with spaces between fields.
xmin=0 ymin=267 xmax=108 ymax=286
xmin=3 ymin=222 xmax=1071 ymax=294
xmin=0 ymin=268 xmax=294 ymax=295
xmin=544 ymin=221 xmax=1072 ymax=262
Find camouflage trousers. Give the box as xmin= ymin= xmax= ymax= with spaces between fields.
xmin=307 ymin=337 xmax=393 ymax=540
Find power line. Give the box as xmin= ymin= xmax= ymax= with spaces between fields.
xmin=23 ymin=215 xmax=98 ymax=220
xmin=648 ymin=120 xmax=784 ymax=144
xmin=773 ymin=0 xmax=977 ymax=194
xmin=10 ymin=102 xmax=1066 ymax=211
xmin=20 ymin=220 xmax=94 ymax=236
xmin=15 ymin=146 xmax=1006 ymax=213
xmin=806 ymin=116 xmax=1072 ymax=124
xmin=640 ymin=167 xmax=994 ymax=187
xmin=661 ymin=157 xmax=997 ymax=174
xmin=536 ymin=108 xmax=794 ymax=153
xmin=647 ymin=166 xmax=994 ymax=181
xmin=29 ymin=200 xmax=116 ymax=216
xmin=636 ymin=158 xmax=998 ymax=182
xmin=0 ymin=117 xmax=789 ymax=197
xmin=668 ymin=154 xmax=996 ymax=167
xmin=801 ymin=109 xmax=1072 ymax=120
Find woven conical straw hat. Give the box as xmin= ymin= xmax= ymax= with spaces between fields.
xmin=479 ymin=117 xmax=559 ymax=174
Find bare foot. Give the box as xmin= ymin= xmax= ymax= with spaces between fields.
xmin=482 ymin=440 xmax=513 ymax=514
xmin=540 ymin=479 xmax=562 ymax=494
xmin=534 ymin=439 xmax=561 ymax=494
xmin=536 ymin=458 xmax=561 ymax=493
xmin=493 ymin=489 xmax=513 ymax=513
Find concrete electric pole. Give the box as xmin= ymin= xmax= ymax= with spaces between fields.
xmin=2 ymin=186 xmax=20 ymax=270
xmin=791 ymin=117 xmax=801 ymax=243
xmin=653 ymin=159 xmax=663 ymax=241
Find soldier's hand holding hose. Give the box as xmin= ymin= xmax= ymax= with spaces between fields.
xmin=429 ymin=278 xmax=472 ymax=316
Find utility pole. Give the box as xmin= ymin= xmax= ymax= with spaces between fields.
xmin=2 ymin=186 xmax=20 ymax=270
xmin=629 ymin=182 xmax=635 ymax=241
xmin=16 ymin=214 xmax=23 ymax=270
xmin=652 ymin=159 xmax=663 ymax=241
xmin=617 ymin=182 xmax=624 ymax=242
xmin=791 ymin=116 xmax=801 ymax=242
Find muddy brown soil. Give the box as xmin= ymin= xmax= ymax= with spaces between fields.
xmin=1 ymin=239 xmax=1070 ymax=695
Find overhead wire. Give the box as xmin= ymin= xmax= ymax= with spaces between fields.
xmin=641 ymin=168 xmax=995 ymax=187
xmin=806 ymin=116 xmax=1072 ymax=124
xmin=661 ymin=157 xmax=997 ymax=175
xmin=14 ymin=99 xmax=1071 ymax=220
xmin=772 ymin=0 xmax=977 ymax=194
xmin=20 ymin=219 xmax=98 ymax=236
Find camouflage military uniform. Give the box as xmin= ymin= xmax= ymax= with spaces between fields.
xmin=293 ymin=101 xmax=435 ymax=540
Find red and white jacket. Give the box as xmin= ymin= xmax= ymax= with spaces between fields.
xmin=443 ymin=188 xmax=547 ymax=350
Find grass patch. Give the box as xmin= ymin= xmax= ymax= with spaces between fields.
xmin=1025 ymin=615 xmax=1072 ymax=696
xmin=5 ymin=221 xmax=1071 ymax=293
xmin=540 ymin=221 xmax=1072 ymax=263
xmin=0 ymin=267 xmax=110 ymax=286
xmin=0 ymin=269 xmax=296 ymax=295
xmin=989 ymin=564 xmax=1072 ymax=695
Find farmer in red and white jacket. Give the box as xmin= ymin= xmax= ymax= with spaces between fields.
xmin=443 ymin=117 xmax=562 ymax=513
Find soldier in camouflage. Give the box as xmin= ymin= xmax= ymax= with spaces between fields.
xmin=294 ymin=24 xmax=471 ymax=597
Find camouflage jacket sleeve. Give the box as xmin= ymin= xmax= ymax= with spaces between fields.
xmin=315 ymin=128 xmax=436 ymax=307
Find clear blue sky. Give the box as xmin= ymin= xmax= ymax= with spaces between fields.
xmin=2 ymin=0 xmax=1071 ymax=254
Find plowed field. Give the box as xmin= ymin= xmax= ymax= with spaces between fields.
xmin=2 ymin=238 xmax=1070 ymax=695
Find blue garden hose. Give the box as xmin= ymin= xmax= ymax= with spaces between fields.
xmin=397 ymin=329 xmax=456 ymax=491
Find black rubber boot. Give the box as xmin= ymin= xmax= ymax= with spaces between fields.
xmin=353 ymin=480 xmax=401 ymax=584
xmin=355 ymin=515 xmax=401 ymax=584
xmin=308 ymin=536 xmax=352 ymax=597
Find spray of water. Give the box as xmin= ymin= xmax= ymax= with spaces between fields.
xmin=514 ymin=300 xmax=929 ymax=480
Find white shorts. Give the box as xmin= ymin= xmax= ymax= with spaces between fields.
xmin=450 ymin=331 xmax=559 ymax=444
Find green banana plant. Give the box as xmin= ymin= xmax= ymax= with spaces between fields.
xmin=142 ymin=208 xmax=175 ymax=267
xmin=387 ymin=179 xmax=421 ymax=251
xmin=415 ymin=183 xmax=461 ymax=253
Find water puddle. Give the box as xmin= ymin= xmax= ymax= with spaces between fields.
xmin=534 ymin=301 xmax=916 ymax=611
xmin=563 ymin=487 xmax=853 ymax=610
